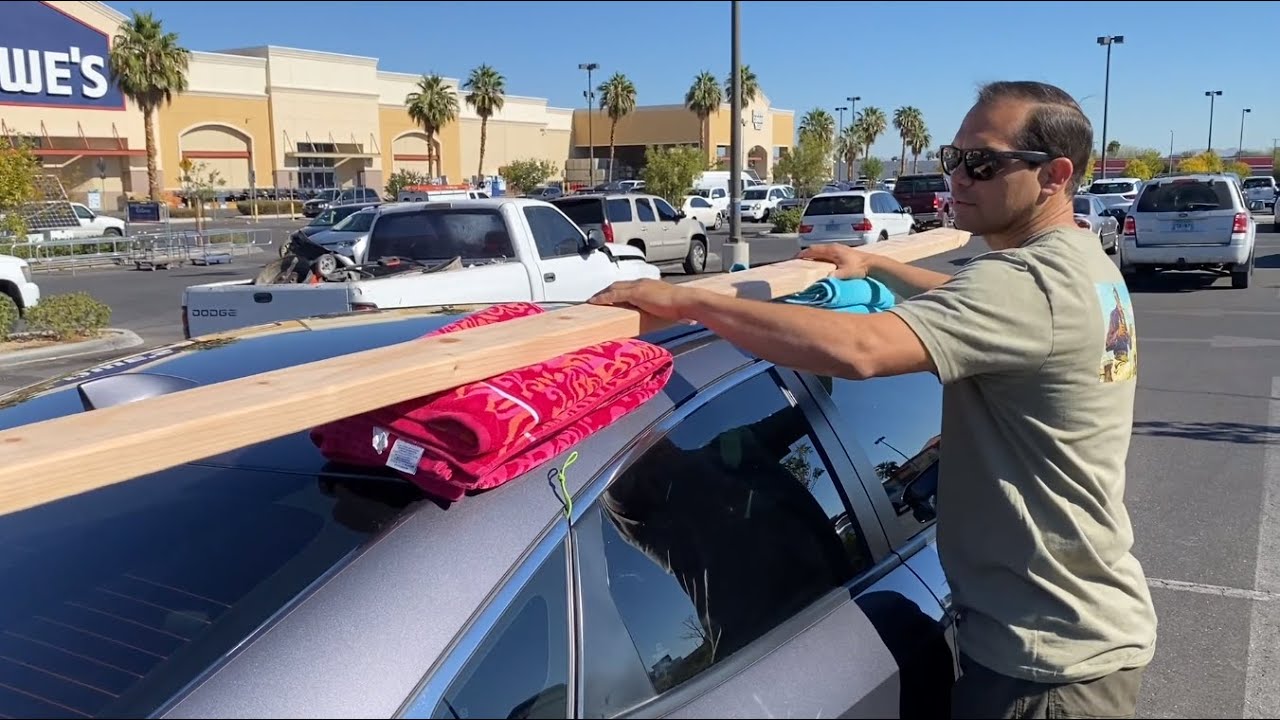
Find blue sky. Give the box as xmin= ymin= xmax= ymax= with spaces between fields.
xmin=110 ymin=1 xmax=1280 ymax=159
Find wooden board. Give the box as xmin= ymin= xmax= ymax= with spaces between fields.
xmin=0 ymin=229 xmax=969 ymax=517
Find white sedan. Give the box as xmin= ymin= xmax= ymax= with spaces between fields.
xmin=681 ymin=195 xmax=724 ymax=230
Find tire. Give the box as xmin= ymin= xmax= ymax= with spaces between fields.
xmin=682 ymin=237 xmax=708 ymax=275
xmin=104 ymin=227 xmax=123 ymax=237
xmin=1231 ymin=253 xmax=1254 ymax=289
xmin=878 ymin=231 xmax=889 ymax=244
xmin=713 ymin=213 xmax=723 ymax=231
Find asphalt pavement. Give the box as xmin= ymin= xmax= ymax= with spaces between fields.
xmin=2 ymin=216 xmax=1279 ymax=719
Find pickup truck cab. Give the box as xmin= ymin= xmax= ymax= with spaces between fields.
xmin=1242 ymin=175 xmax=1278 ymax=211
xmin=5 ymin=201 xmax=126 ymax=241
xmin=181 ymin=198 xmax=661 ymax=338
xmin=891 ymin=174 xmax=953 ymax=230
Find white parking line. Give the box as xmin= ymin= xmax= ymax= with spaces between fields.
xmin=1244 ymin=376 xmax=1280 ymax=718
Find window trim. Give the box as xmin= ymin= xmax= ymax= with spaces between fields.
xmin=523 ymin=205 xmax=587 ymax=259
xmin=789 ymin=370 xmax=940 ymax=551
xmin=396 ymin=523 xmax=575 ymax=719
xmin=567 ymin=363 xmax=895 ymax=717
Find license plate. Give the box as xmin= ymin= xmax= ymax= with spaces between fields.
xmin=1172 ymin=221 xmax=1194 ymax=232
xmin=825 ymin=223 xmax=841 ymax=231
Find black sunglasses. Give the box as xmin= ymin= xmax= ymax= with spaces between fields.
xmin=939 ymin=144 xmax=1058 ymax=181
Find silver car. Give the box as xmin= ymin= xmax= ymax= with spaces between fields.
xmin=0 ymin=304 xmax=957 ymax=719
xmin=311 ymin=204 xmax=377 ymax=260
xmin=1073 ymin=194 xmax=1122 ymax=254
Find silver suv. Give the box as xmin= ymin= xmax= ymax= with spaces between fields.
xmin=1119 ymin=173 xmax=1257 ymax=289
xmin=551 ymin=193 xmax=710 ymax=274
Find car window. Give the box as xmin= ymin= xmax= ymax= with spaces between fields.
xmin=0 ymin=466 xmax=416 ymax=718
xmin=635 ymin=198 xmax=656 ymax=222
xmin=550 ymin=198 xmax=604 ymax=226
xmin=367 ymin=208 xmax=513 ymax=261
xmin=689 ymin=197 xmax=712 ymax=209
xmin=652 ymin=198 xmax=680 ymax=222
xmin=431 ymin=539 xmax=569 ymax=719
xmin=1089 ymin=181 xmax=1136 ymax=195
xmin=804 ymin=195 xmax=864 ymax=216
xmin=605 ymin=199 xmax=632 ymax=223
xmin=74 ymin=205 xmax=94 ymax=220
xmin=812 ymin=372 xmax=943 ymax=539
xmin=712 ymin=189 xmax=726 ymax=199
xmin=882 ymin=193 xmax=901 ymax=212
xmin=331 ymin=210 xmax=376 ymax=233
xmin=743 ymin=188 xmax=768 ymax=201
xmin=580 ymin=370 xmax=872 ymax=708
xmin=1092 ymin=197 xmax=1107 ymax=214
xmin=523 ymin=206 xmax=584 ymax=259
xmin=1242 ymin=177 xmax=1273 ymax=189
xmin=1135 ymin=180 xmax=1235 ymax=213
xmin=1073 ymin=197 xmax=1092 ymax=214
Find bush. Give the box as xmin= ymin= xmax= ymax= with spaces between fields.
xmin=24 ymin=292 xmax=111 ymax=340
xmin=0 ymin=293 xmax=19 ymax=341
xmin=771 ymin=207 xmax=803 ymax=233
xmin=237 ymin=200 xmax=302 ymax=216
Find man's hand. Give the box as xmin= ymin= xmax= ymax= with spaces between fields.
xmin=587 ymin=279 xmax=698 ymax=323
xmin=796 ymin=244 xmax=877 ymax=279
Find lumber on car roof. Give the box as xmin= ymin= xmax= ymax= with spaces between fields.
xmin=0 ymin=229 xmax=969 ymax=517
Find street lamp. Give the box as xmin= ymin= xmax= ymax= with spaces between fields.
xmin=1096 ymin=35 xmax=1123 ymax=180
xmin=846 ymin=95 xmax=861 ymax=179
xmin=578 ymin=63 xmax=599 ymax=187
xmin=874 ymin=436 xmax=911 ymax=461
xmin=1238 ymin=108 xmax=1251 ymax=159
xmin=726 ymin=0 xmax=747 ymax=270
xmin=1205 ymin=90 xmax=1223 ymax=152
xmin=835 ymin=105 xmax=848 ymax=180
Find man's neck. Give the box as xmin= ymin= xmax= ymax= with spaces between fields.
xmin=984 ymin=202 xmax=1076 ymax=251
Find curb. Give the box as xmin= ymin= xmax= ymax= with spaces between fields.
xmin=0 ymin=328 xmax=144 ymax=370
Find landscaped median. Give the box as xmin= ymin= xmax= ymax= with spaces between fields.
xmin=0 ymin=292 xmax=142 ymax=368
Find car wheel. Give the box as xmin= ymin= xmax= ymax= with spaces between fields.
xmin=683 ymin=237 xmax=707 ymax=275
xmin=1231 ymin=253 xmax=1254 ymax=289
xmin=713 ymin=213 xmax=723 ymax=231
xmin=104 ymin=227 xmax=123 ymax=237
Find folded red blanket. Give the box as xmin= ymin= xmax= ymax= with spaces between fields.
xmin=310 ymin=302 xmax=674 ymax=502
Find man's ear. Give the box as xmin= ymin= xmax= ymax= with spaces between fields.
xmin=1040 ymin=157 xmax=1074 ymax=198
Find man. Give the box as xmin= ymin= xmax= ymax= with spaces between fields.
xmin=588 ymin=80 xmax=1157 ymax=718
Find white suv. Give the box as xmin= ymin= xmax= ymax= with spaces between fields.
xmin=1119 ymin=173 xmax=1256 ymax=289
xmin=738 ymin=184 xmax=792 ymax=222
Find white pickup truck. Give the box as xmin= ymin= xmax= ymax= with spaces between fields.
xmin=0 ymin=253 xmax=41 ymax=316
xmin=181 ymin=198 xmax=660 ymax=338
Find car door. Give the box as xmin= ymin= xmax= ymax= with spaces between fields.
xmin=880 ymin=192 xmax=913 ymax=237
xmin=651 ymin=196 xmax=688 ymax=255
xmin=1093 ymin=196 xmax=1116 ymax=242
xmin=521 ymin=204 xmax=616 ymax=301
xmin=632 ymin=197 xmax=665 ymax=260
xmin=571 ymin=364 xmax=924 ymax=719
xmin=790 ymin=370 xmax=958 ymax=682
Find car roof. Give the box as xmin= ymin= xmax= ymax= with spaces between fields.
xmin=813 ymin=190 xmax=872 ymax=197
xmin=1090 ymin=177 xmax=1142 ymax=184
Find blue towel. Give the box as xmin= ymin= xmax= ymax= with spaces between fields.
xmin=781 ymin=277 xmax=896 ymax=313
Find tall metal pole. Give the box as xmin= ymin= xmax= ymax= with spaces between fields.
xmin=1096 ymin=36 xmax=1122 ymax=180
xmin=1205 ymin=90 xmax=1222 ymax=152
xmin=727 ymin=0 xmax=747 ymax=270
xmin=835 ymin=105 xmax=847 ymax=181
xmin=1238 ymin=108 xmax=1251 ymax=159
xmin=579 ymin=63 xmax=598 ymax=187
xmin=1168 ymin=131 xmax=1174 ymax=174
xmin=846 ymin=95 xmax=860 ymax=177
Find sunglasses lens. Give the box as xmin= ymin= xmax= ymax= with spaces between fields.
xmin=940 ymin=146 xmax=961 ymax=174
xmin=966 ymin=150 xmax=999 ymax=181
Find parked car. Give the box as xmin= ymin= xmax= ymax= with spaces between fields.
xmin=680 ymin=194 xmax=723 ymax=230
xmin=891 ymin=174 xmax=953 ymax=230
xmin=1241 ymin=175 xmax=1278 ymax=211
xmin=798 ymin=190 xmax=915 ymax=247
xmin=302 ymin=187 xmax=381 ymax=218
xmin=551 ymin=193 xmax=710 ymax=274
xmin=1119 ymin=173 xmax=1256 ymax=288
xmin=308 ymin=204 xmax=378 ymax=260
xmin=1072 ymin=194 xmax=1121 ymax=254
xmin=0 ymin=301 xmax=955 ymax=719
xmin=0 ymin=253 xmax=40 ymax=317
xmin=283 ymin=201 xmax=381 ymax=256
xmin=1084 ymin=177 xmax=1143 ymax=210
xmin=738 ymin=184 xmax=792 ymax=222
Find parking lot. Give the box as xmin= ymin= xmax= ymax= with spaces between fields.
xmin=1 ymin=214 xmax=1279 ymax=718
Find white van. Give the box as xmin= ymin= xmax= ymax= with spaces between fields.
xmin=396 ymin=184 xmax=490 ymax=203
xmin=693 ymin=170 xmax=763 ymax=197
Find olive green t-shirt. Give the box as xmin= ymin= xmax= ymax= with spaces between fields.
xmin=887 ymin=225 xmax=1157 ymax=684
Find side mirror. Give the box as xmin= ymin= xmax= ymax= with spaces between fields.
xmin=585 ymin=229 xmax=606 ymax=250
xmin=677 ymin=210 xmax=686 ymax=220
xmin=900 ymin=207 xmax=913 ymax=214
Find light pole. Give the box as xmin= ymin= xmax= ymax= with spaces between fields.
xmin=846 ymin=95 xmax=861 ymax=177
xmin=726 ymin=0 xmax=748 ymax=270
xmin=578 ymin=63 xmax=599 ymax=187
xmin=1096 ymin=35 xmax=1123 ymax=180
xmin=1168 ymin=130 xmax=1175 ymax=174
xmin=1205 ymin=90 xmax=1222 ymax=152
xmin=835 ymin=105 xmax=848 ymax=181
xmin=1238 ymin=108 xmax=1251 ymax=159
xmin=875 ymin=436 xmax=911 ymax=462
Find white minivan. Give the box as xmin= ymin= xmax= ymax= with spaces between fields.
xmin=797 ymin=190 xmax=915 ymax=247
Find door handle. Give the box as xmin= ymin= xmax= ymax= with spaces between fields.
xmin=544 ymin=272 xmax=556 ymax=282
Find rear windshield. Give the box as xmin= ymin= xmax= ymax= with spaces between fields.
xmin=1073 ymin=197 xmax=1093 ymax=214
xmin=1088 ymin=181 xmax=1137 ymax=195
xmin=804 ymin=195 xmax=865 ymax=216
xmin=0 ymin=459 xmax=415 ymax=717
xmin=368 ymin=208 xmax=514 ymax=261
xmin=1135 ymin=180 xmax=1235 ymax=213
xmin=331 ymin=210 xmax=376 ymax=232
xmin=551 ymin=198 xmax=604 ymax=225
xmin=1242 ymin=177 xmax=1274 ymax=189
xmin=895 ymin=176 xmax=947 ymax=193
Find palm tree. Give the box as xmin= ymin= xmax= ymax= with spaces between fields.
xmin=836 ymin=126 xmax=861 ymax=181
xmin=463 ymin=64 xmax=505 ymax=181
xmin=722 ymin=64 xmax=760 ymax=111
xmin=893 ymin=106 xmax=925 ymax=175
xmin=598 ymin=72 xmax=637 ymax=182
xmin=405 ymin=73 xmax=459 ymax=179
xmin=854 ymin=106 xmax=888 ymax=167
xmin=1107 ymin=139 xmax=1121 ymax=155
xmin=909 ymin=128 xmax=932 ymax=173
xmin=108 ymin=11 xmax=190 ymax=201
xmin=799 ymin=108 xmax=836 ymax=149
xmin=684 ymin=71 xmax=722 ymax=154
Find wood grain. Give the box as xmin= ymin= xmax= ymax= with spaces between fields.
xmin=0 ymin=229 xmax=969 ymax=516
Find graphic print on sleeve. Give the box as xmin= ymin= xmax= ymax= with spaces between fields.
xmin=1098 ymin=281 xmax=1137 ymax=383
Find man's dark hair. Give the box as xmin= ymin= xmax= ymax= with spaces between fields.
xmin=976 ymin=81 xmax=1094 ymax=193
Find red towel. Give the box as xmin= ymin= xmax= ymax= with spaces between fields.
xmin=310 ymin=302 xmax=674 ymax=502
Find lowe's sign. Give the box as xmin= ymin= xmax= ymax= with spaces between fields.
xmin=1 ymin=1 xmax=124 ymax=109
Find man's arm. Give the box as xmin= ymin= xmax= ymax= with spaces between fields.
xmin=865 ymin=253 xmax=954 ymax=299
xmin=676 ymin=289 xmax=935 ymax=381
